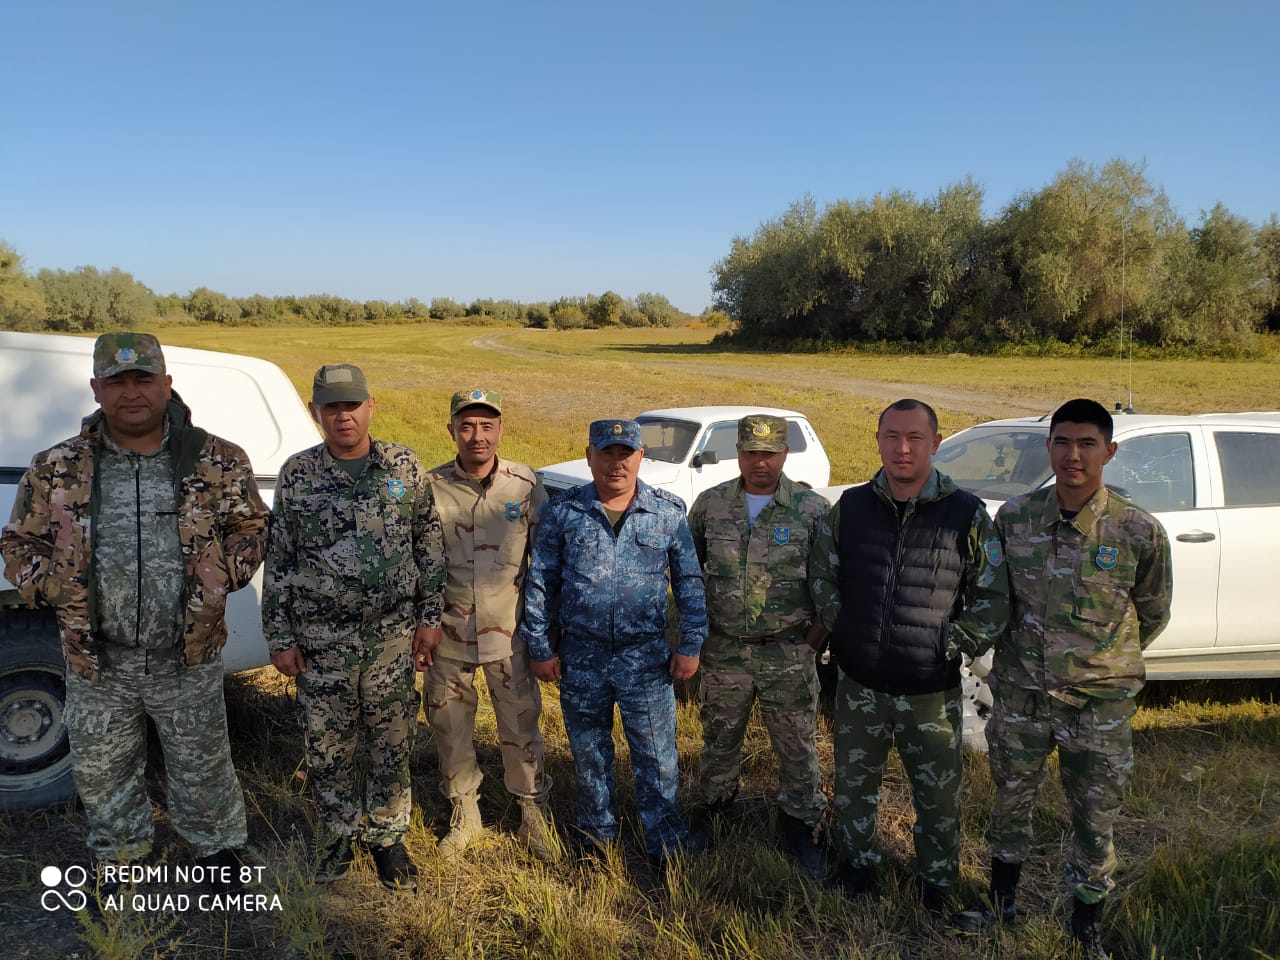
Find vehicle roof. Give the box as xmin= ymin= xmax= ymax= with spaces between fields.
xmin=1 ymin=331 xmax=319 ymax=476
xmin=955 ymin=411 xmax=1280 ymax=434
xmin=636 ymin=406 xmax=808 ymax=422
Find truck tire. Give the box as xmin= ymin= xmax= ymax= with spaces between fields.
xmin=0 ymin=609 xmax=76 ymax=811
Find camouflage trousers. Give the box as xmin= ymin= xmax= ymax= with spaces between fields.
xmin=425 ymin=645 xmax=551 ymax=802
xmin=559 ymin=638 xmax=688 ymax=857
xmin=699 ymin=630 xmax=826 ymax=825
xmin=296 ymin=614 xmax=417 ymax=846
xmin=987 ymin=690 xmax=1137 ymax=904
xmin=63 ymin=644 xmax=247 ymax=860
xmin=831 ymin=673 xmax=963 ymax=889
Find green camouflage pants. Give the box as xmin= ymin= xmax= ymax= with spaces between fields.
xmin=831 ymin=673 xmax=963 ymax=888
xmin=297 ymin=615 xmax=416 ymax=846
xmin=63 ymin=645 xmax=247 ymax=860
xmin=425 ymin=646 xmax=551 ymax=801
xmin=987 ymin=690 xmax=1137 ymax=904
xmin=699 ymin=631 xmax=826 ymax=825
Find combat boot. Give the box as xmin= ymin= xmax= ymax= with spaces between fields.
xmin=438 ymin=792 xmax=483 ymax=862
xmin=370 ymin=841 xmax=419 ymax=893
xmin=1069 ymin=898 xmax=1109 ymax=959
xmin=778 ymin=812 xmax=826 ymax=877
xmin=951 ymin=857 xmax=1022 ymax=933
xmin=517 ymin=797 xmax=561 ymax=863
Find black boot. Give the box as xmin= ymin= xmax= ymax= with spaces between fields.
xmin=950 ymin=857 xmax=1022 ymax=933
xmin=778 ymin=813 xmax=826 ymax=877
xmin=828 ymin=860 xmax=874 ymax=898
xmin=1070 ymin=898 xmax=1109 ymax=959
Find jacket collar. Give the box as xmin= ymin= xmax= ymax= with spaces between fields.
xmin=1038 ymin=484 xmax=1109 ymax=534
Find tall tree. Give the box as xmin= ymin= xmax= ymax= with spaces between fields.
xmin=0 ymin=241 xmax=47 ymax=329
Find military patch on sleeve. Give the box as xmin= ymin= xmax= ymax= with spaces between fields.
xmin=983 ymin=540 xmax=1004 ymax=566
xmin=1095 ymin=545 xmax=1119 ymax=570
xmin=387 ymin=478 xmax=407 ymax=499
xmin=773 ymin=526 xmax=790 ymax=546
xmin=505 ymin=501 xmax=522 ymax=522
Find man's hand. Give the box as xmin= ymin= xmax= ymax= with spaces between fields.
xmin=413 ymin=626 xmax=443 ymax=672
xmin=530 ymin=657 xmax=562 ymax=683
xmin=271 ymin=648 xmax=307 ymax=677
xmin=670 ymin=652 xmax=700 ymax=681
xmin=804 ymin=621 xmax=829 ymax=652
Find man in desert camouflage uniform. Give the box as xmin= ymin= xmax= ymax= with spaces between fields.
xmin=1 ymin=333 xmax=267 ymax=884
xmin=687 ymin=414 xmax=830 ymax=874
xmin=519 ymin=418 xmax=708 ymax=866
xmin=810 ymin=398 xmax=1009 ymax=917
xmin=263 ymin=363 xmax=444 ymax=893
xmin=421 ymin=388 xmax=555 ymax=863
xmin=960 ymin=398 xmax=1171 ymax=958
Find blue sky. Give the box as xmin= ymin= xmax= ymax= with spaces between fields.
xmin=4 ymin=0 xmax=1276 ymax=313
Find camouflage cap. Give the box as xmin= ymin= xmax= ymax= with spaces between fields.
xmin=312 ymin=363 xmax=370 ymax=405
xmin=737 ymin=414 xmax=788 ymax=453
xmin=450 ymin=388 xmax=502 ymax=417
xmin=589 ymin=419 xmax=643 ymax=451
xmin=93 ymin=332 xmax=166 ymax=379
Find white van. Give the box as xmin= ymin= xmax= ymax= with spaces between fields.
xmin=0 ymin=331 xmax=320 ymax=810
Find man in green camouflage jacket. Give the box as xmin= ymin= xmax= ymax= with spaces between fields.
xmin=421 ymin=389 xmax=555 ymax=863
xmin=965 ymin=398 xmax=1172 ymax=957
xmin=263 ymin=363 xmax=445 ymax=893
xmin=688 ymin=414 xmax=830 ymax=874
xmin=1 ymin=333 xmax=267 ymax=882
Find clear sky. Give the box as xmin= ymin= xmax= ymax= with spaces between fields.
xmin=4 ymin=0 xmax=1276 ymax=314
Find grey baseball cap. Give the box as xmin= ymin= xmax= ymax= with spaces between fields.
xmin=312 ymin=364 xmax=370 ymax=404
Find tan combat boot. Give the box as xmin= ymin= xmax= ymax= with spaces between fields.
xmin=517 ymin=797 xmax=561 ymax=863
xmin=438 ymin=793 xmax=483 ymax=862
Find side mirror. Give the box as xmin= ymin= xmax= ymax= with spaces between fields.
xmin=692 ymin=450 xmax=719 ymax=467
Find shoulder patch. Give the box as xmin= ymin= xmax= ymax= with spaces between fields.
xmin=983 ymin=539 xmax=1004 ymax=566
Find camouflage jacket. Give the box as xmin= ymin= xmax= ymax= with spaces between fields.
xmin=427 ymin=457 xmax=546 ymax=664
xmin=688 ymin=473 xmax=828 ymax=639
xmin=518 ymin=480 xmax=707 ymax=663
xmin=809 ymin=469 xmax=1010 ymax=660
xmin=994 ymin=484 xmax=1172 ymax=705
xmin=262 ymin=439 xmax=445 ymax=654
xmin=1 ymin=401 xmax=269 ymax=680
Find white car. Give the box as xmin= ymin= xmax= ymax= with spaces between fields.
xmin=0 ymin=332 xmax=321 ymax=810
xmin=537 ymin=406 xmax=831 ymax=508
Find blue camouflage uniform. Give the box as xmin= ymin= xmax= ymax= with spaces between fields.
xmin=519 ymin=466 xmax=707 ymax=858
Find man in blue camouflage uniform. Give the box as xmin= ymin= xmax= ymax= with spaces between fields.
xmin=688 ymin=414 xmax=830 ymax=874
xmin=1 ymin=333 xmax=267 ymax=888
xmin=810 ymin=399 xmax=1009 ymax=917
xmin=263 ymin=363 xmax=445 ymax=893
xmin=518 ymin=418 xmax=707 ymax=865
xmin=961 ymin=399 xmax=1172 ymax=958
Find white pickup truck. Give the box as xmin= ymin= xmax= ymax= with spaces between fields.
xmin=536 ymin=406 xmax=832 ymax=506
xmin=822 ymin=411 xmax=1280 ymax=748
xmin=0 ymin=331 xmax=320 ymax=810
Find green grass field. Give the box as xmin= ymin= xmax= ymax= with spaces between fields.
xmin=2 ymin=324 xmax=1278 ymax=959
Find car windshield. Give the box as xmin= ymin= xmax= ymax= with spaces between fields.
xmin=934 ymin=426 xmax=1051 ymax=501
xmin=636 ymin=417 xmax=701 ymax=464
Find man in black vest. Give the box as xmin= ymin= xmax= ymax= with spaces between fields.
xmin=809 ymin=398 xmax=1009 ymax=915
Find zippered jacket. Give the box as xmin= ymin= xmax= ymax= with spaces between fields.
xmin=1 ymin=399 xmax=270 ymax=680
xmin=809 ymin=469 xmax=1009 ymax=695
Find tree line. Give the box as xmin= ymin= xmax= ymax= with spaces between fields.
xmin=0 ymin=248 xmax=718 ymax=333
xmin=712 ymin=159 xmax=1280 ymax=348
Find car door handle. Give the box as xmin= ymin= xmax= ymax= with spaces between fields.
xmin=1175 ymin=531 xmax=1217 ymax=543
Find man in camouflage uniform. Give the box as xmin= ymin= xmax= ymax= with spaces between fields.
xmin=518 ymin=419 xmax=708 ymax=865
xmin=1 ymin=333 xmax=267 ymax=883
xmin=966 ymin=398 xmax=1171 ymax=957
xmin=263 ymin=363 xmax=445 ymax=893
xmin=421 ymin=388 xmax=555 ymax=863
xmin=810 ymin=398 xmax=1009 ymax=916
xmin=688 ymin=414 xmax=830 ymax=874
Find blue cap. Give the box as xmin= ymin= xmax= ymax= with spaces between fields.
xmin=588 ymin=419 xmax=643 ymax=451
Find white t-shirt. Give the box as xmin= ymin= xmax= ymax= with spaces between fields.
xmin=745 ymin=492 xmax=773 ymax=526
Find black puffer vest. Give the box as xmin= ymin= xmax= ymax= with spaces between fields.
xmin=831 ymin=473 xmax=980 ymax=695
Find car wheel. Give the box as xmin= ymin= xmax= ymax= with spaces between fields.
xmin=0 ymin=609 xmax=76 ymax=811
